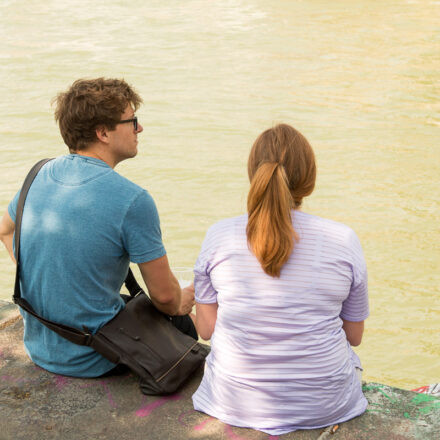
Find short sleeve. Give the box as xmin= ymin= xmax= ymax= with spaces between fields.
xmin=340 ymin=229 xmax=369 ymax=321
xmin=8 ymin=190 xmax=20 ymax=223
xmin=121 ymin=190 xmax=166 ymax=263
xmin=194 ymin=226 xmax=219 ymax=304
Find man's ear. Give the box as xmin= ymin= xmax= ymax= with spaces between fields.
xmin=95 ymin=125 xmax=109 ymax=144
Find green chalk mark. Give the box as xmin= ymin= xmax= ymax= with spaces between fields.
xmin=363 ymin=384 xmax=385 ymax=392
xmin=409 ymin=393 xmax=440 ymax=416
xmin=377 ymin=388 xmax=397 ymax=403
xmin=411 ymin=394 xmax=438 ymax=405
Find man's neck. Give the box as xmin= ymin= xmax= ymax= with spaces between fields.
xmin=74 ymin=146 xmax=116 ymax=169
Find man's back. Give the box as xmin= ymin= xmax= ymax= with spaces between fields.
xmin=1 ymin=77 xmax=192 ymax=377
xmin=8 ymin=154 xmax=165 ymax=377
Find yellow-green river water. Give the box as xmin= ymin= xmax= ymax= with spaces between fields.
xmin=0 ymin=0 xmax=439 ymax=390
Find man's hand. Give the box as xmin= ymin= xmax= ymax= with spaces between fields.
xmin=176 ymin=283 xmax=195 ymax=316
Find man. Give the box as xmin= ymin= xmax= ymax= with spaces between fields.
xmin=0 ymin=78 xmax=195 ymax=377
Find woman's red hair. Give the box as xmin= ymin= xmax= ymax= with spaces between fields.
xmin=246 ymin=124 xmax=316 ymax=277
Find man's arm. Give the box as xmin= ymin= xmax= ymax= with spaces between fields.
xmin=0 ymin=211 xmax=16 ymax=264
xmin=195 ymin=302 xmax=218 ymax=340
xmin=138 ymin=255 xmax=194 ymax=316
xmin=342 ymin=319 xmax=364 ymax=346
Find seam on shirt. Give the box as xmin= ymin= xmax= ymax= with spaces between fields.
xmin=68 ymin=154 xmax=110 ymax=167
xmin=195 ymin=297 xmax=217 ymax=304
xmin=130 ymin=245 xmax=166 ymax=261
xmin=346 ymin=230 xmax=368 ymax=312
xmin=8 ymin=201 xmax=17 ymax=223
xmin=49 ymin=166 xmax=113 ymax=187
xmin=340 ymin=311 xmax=370 ymax=321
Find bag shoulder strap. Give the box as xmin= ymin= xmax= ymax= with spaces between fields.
xmin=12 ymin=158 xmax=141 ymax=351
xmin=13 ymin=159 xmax=53 ymax=302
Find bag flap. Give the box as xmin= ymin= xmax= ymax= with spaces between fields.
xmin=97 ymin=293 xmax=198 ymax=378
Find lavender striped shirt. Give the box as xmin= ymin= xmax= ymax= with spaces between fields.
xmin=192 ymin=211 xmax=369 ymax=435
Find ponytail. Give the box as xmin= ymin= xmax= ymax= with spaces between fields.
xmin=246 ymin=162 xmax=298 ymax=277
xmin=246 ymin=124 xmax=316 ymax=277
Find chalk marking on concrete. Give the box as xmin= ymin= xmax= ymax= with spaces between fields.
xmin=0 ymin=315 xmax=21 ymax=330
xmin=194 ymin=416 xmax=215 ymax=431
xmin=1 ymin=373 xmax=49 ymax=387
xmin=177 ymin=409 xmax=193 ymax=427
xmin=376 ymin=388 xmax=398 ymax=404
xmin=177 ymin=409 xmax=215 ymax=431
xmin=178 ymin=410 xmax=193 ymax=427
xmin=1 ymin=375 xmax=17 ymax=383
xmin=54 ymin=375 xmax=71 ymax=391
xmin=408 ymin=393 xmax=440 ymax=417
xmin=178 ymin=411 xmax=279 ymax=439
xmin=135 ymin=394 xmax=181 ymax=417
xmin=0 ymin=374 xmax=30 ymax=384
xmin=224 ymin=424 xmax=261 ymax=440
xmin=78 ymin=379 xmax=119 ymax=409
xmin=98 ymin=380 xmax=118 ymax=409
xmin=364 ymin=383 xmax=440 ymax=422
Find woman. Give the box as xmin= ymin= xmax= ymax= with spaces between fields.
xmin=192 ymin=124 xmax=369 ymax=435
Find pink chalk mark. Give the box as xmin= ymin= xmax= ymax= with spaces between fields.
xmin=268 ymin=436 xmax=280 ymax=440
xmin=177 ymin=411 xmax=215 ymax=431
xmin=194 ymin=416 xmax=215 ymax=431
xmin=77 ymin=379 xmax=117 ymax=409
xmin=135 ymin=394 xmax=181 ymax=417
xmin=78 ymin=382 xmax=96 ymax=389
xmin=1 ymin=375 xmax=41 ymax=386
xmin=1 ymin=375 xmax=28 ymax=384
xmin=98 ymin=380 xmax=117 ymax=409
xmin=177 ymin=410 xmax=196 ymax=427
xmin=224 ymin=425 xmax=251 ymax=440
xmin=54 ymin=375 xmax=70 ymax=390
xmin=1 ymin=375 xmax=17 ymax=383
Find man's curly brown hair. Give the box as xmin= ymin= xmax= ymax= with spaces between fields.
xmin=53 ymin=78 xmax=143 ymax=151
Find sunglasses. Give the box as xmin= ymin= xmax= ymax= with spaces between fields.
xmin=118 ymin=116 xmax=138 ymax=131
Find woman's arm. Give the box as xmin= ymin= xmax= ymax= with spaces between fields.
xmin=195 ymin=302 xmax=218 ymax=340
xmin=342 ymin=319 xmax=364 ymax=346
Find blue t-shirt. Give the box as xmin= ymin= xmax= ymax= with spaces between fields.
xmin=8 ymin=154 xmax=166 ymax=377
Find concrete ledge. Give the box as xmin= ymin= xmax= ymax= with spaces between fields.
xmin=1 ymin=302 xmax=439 ymax=439
xmin=0 ymin=300 xmax=20 ymax=330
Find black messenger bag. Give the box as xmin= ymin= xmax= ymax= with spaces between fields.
xmin=13 ymin=159 xmax=208 ymax=395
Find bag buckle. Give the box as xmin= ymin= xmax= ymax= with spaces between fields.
xmin=134 ymin=289 xmax=143 ymax=297
xmin=82 ymin=326 xmax=93 ymax=346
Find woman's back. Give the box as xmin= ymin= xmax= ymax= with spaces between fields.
xmin=193 ymin=210 xmax=368 ymax=434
